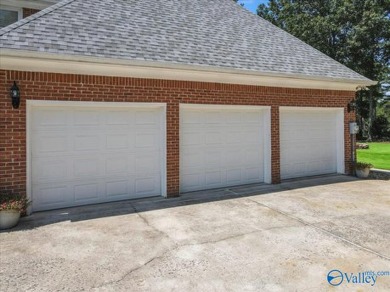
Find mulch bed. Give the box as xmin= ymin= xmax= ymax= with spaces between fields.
xmin=368 ymin=169 xmax=390 ymax=180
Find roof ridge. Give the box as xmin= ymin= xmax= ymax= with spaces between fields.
xmin=0 ymin=0 xmax=76 ymax=37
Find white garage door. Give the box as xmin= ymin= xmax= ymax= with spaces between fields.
xmin=180 ymin=105 xmax=271 ymax=193
xmin=29 ymin=102 xmax=166 ymax=211
xmin=280 ymin=107 xmax=344 ymax=180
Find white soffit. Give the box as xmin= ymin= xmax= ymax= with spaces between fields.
xmin=0 ymin=50 xmax=377 ymax=91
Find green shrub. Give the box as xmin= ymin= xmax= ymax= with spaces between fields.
xmin=355 ymin=162 xmax=373 ymax=170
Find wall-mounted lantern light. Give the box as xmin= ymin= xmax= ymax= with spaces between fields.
xmin=10 ymin=81 xmax=20 ymax=109
xmin=347 ymin=99 xmax=356 ymax=113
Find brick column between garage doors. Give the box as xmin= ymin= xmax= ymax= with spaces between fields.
xmin=271 ymin=106 xmax=281 ymax=184
xmin=166 ymin=101 xmax=180 ymax=197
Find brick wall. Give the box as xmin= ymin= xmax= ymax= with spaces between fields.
xmin=0 ymin=70 xmax=356 ymax=198
xmin=22 ymin=8 xmax=40 ymax=18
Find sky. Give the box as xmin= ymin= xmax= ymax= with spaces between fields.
xmin=238 ymin=0 xmax=268 ymax=13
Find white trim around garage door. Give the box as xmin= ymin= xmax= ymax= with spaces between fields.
xmin=280 ymin=107 xmax=345 ymax=175
xmin=26 ymin=100 xmax=167 ymax=213
xmin=180 ymin=104 xmax=272 ymax=185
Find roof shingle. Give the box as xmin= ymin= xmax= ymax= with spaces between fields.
xmin=0 ymin=0 xmax=371 ymax=82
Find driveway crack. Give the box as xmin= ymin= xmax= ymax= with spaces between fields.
xmin=247 ymin=198 xmax=390 ymax=261
xmin=92 ymin=246 xmax=177 ymax=289
xmin=129 ymin=204 xmax=176 ymax=243
xmin=93 ymin=226 xmax=292 ymax=288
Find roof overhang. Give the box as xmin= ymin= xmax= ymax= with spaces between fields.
xmin=0 ymin=0 xmax=59 ymax=10
xmin=0 ymin=49 xmax=377 ymax=91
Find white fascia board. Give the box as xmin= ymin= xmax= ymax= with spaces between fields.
xmin=0 ymin=49 xmax=377 ymax=91
xmin=0 ymin=0 xmax=58 ymax=10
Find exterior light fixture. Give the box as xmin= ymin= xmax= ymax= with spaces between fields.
xmin=10 ymin=81 xmax=20 ymax=109
xmin=347 ymin=99 xmax=356 ymax=113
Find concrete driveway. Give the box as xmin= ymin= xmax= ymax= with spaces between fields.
xmin=1 ymin=175 xmax=389 ymax=291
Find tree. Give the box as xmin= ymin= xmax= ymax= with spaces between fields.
xmin=233 ymin=0 xmax=245 ymax=7
xmin=258 ymin=0 xmax=390 ymax=140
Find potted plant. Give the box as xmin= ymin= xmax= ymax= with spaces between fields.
xmin=0 ymin=194 xmax=30 ymax=230
xmin=355 ymin=162 xmax=373 ymax=179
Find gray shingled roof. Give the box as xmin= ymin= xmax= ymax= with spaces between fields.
xmin=0 ymin=0 xmax=371 ymax=82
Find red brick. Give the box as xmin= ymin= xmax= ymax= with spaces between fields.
xmin=0 ymin=70 xmax=355 ymax=198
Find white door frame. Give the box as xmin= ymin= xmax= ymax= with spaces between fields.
xmin=26 ymin=100 xmax=167 ymax=213
xmin=179 ymin=104 xmax=272 ymax=186
xmin=280 ymin=106 xmax=345 ymax=175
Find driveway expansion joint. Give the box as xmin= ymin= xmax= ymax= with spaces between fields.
xmin=247 ymin=198 xmax=390 ymax=262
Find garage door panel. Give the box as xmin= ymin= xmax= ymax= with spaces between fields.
xmin=73 ymin=158 xmax=100 ymax=177
xmin=33 ymin=135 xmax=68 ymax=154
xmin=181 ymin=173 xmax=202 ymax=189
xmin=242 ymin=131 xmax=263 ymax=144
xmin=180 ymin=106 xmax=267 ymax=192
xmin=73 ymin=110 xmax=100 ymax=125
xmin=245 ymin=148 xmax=264 ymax=165
xmin=135 ymin=133 xmax=157 ymax=148
xmin=182 ymin=111 xmax=201 ymax=124
xmin=182 ymin=132 xmax=203 ymax=146
xmin=181 ymin=152 xmax=203 ymax=169
xmin=136 ymin=155 xmax=159 ymax=173
xmin=74 ymin=183 xmax=99 ymax=202
xmin=32 ymin=159 xmax=68 ymax=182
xmin=280 ymin=109 xmax=341 ymax=180
xmin=246 ymin=167 xmax=263 ymax=181
xmin=33 ymin=108 xmax=68 ymax=127
xmin=74 ymin=135 xmax=100 ymax=151
xmin=205 ymin=150 xmax=222 ymax=167
xmin=243 ymin=111 xmax=262 ymax=123
xmin=226 ymin=149 xmax=243 ymax=165
xmin=31 ymin=104 xmax=164 ymax=211
xmin=204 ymin=111 xmax=223 ymax=124
xmin=105 ymin=180 xmax=129 ymax=199
xmin=226 ymin=131 xmax=243 ymax=144
xmin=105 ymin=157 xmax=129 ymax=174
xmin=136 ymin=110 xmax=160 ymax=125
xmin=205 ymin=171 xmax=223 ymax=186
xmin=226 ymin=169 xmax=242 ymax=183
xmin=205 ymin=132 xmax=223 ymax=145
xmin=34 ymin=185 xmax=70 ymax=208
xmin=106 ymin=134 xmax=129 ymax=150
xmin=225 ymin=111 xmax=242 ymax=124
xmin=105 ymin=110 xmax=133 ymax=125
xmin=135 ymin=176 xmax=161 ymax=195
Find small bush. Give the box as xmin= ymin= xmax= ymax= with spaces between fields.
xmin=355 ymin=162 xmax=373 ymax=170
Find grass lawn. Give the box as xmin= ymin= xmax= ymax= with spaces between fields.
xmin=357 ymin=142 xmax=390 ymax=170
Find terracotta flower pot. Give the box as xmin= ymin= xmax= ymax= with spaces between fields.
xmin=356 ymin=168 xmax=370 ymax=178
xmin=0 ymin=210 xmax=21 ymax=230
